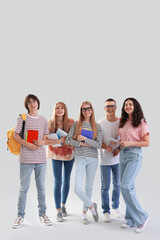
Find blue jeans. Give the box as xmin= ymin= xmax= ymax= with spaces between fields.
xmin=74 ymin=157 xmax=98 ymax=212
xmin=100 ymin=164 xmax=120 ymax=214
xmin=52 ymin=159 xmax=74 ymax=209
xmin=18 ymin=163 xmax=46 ymax=218
xmin=120 ymin=147 xmax=149 ymax=227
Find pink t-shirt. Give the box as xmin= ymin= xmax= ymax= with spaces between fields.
xmin=118 ymin=119 xmax=149 ymax=142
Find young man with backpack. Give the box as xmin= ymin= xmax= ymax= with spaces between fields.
xmin=12 ymin=94 xmax=52 ymax=229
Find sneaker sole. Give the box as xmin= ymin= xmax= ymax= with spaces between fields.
xmin=12 ymin=223 xmax=23 ymax=229
xmin=40 ymin=220 xmax=53 ymax=226
xmin=56 ymin=218 xmax=63 ymax=222
xmin=120 ymin=223 xmax=134 ymax=229
xmin=44 ymin=223 xmax=53 ymax=226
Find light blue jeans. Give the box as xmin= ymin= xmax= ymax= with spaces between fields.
xmin=17 ymin=163 xmax=47 ymax=218
xmin=120 ymin=147 xmax=149 ymax=227
xmin=74 ymin=156 xmax=98 ymax=212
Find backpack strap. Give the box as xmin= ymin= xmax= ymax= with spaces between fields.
xmin=20 ymin=114 xmax=26 ymax=139
xmin=21 ymin=114 xmax=27 ymax=121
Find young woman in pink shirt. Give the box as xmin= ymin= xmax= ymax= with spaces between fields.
xmin=118 ymin=97 xmax=149 ymax=233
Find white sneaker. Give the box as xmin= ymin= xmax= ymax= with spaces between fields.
xmin=40 ymin=214 xmax=52 ymax=226
xmin=104 ymin=212 xmax=111 ymax=222
xmin=135 ymin=216 xmax=149 ymax=233
xmin=112 ymin=208 xmax=123 ymax=218
xmin=120 ymin=222 xmax=131 ymax=228
xmin=82 ymin=217 xmax=90 ymax=225
xmin=12 ymin=216 xmax=24 ymax=229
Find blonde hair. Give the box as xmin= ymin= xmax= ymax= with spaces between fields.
xmin=73 ymin=101 xmax=97 ymax=139
xmin=48 ymin=102 xmax=70 ymax=133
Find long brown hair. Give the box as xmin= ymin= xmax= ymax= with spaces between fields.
xmin=48 ymin=102 xmax=70 ymax=133
xmin=119 ymin=97 xmax=146 ymax=128
xmin=73 ymin=101 xmax=97 ymax=139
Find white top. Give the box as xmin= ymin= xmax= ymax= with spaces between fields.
xmin=98 ymin=118 xmax=120 ymax=166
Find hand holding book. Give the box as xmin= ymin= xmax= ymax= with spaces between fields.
xmin=77 ymin=135 xmax=86 ymax=142
xmin=27 ymin=130 xmax=38 ymax=143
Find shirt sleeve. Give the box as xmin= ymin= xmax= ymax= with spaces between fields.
xmin=43 ymin=118 xmax=49 ymax=135
xmin=66 ymin=122 xmax=81 ymax=147
xmin=14 ymin=115 xmax=23 ymax=134
xmin=139 ymin=120 xmax=149 ymax=139
xmin=85 ymin=124 xmax=102 ymax=149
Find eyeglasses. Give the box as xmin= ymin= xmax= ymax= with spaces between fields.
xmin=105 ymin=105 xmax=116 ymax=109
xmin=82 ymin=107 xmax=92 ymax=112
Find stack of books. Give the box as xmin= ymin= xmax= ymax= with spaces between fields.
xmin=48 ymin=128 xmax=68 ymax=147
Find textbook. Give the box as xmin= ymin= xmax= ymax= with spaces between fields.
xmin=56 ymin=128 xmax=67 ymax=138
xmin=27 ymin=130 xmax=38 ymax=143
xmin=48 ymin=133 xmax=61 ymax=147
xmin=80 ymin=128 xmax=93 ymax=139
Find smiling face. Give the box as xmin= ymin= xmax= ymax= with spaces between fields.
xmin=55 ymin=104 xmax=65 ymax=118
xmin=81 ymin=103 xmax=92 ymax=120
xmin=104 ymin=101 xmax=117 ymax=117
xmin=124 ymin=99 xmax=134 ymax=116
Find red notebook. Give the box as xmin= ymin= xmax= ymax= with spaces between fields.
xmin=27 ymin=130 xmax=38 ymax=143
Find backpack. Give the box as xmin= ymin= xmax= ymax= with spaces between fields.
xmin=7 ymin=114 xmax=27 ymax=155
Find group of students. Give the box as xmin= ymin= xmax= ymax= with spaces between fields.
xmin=12 ymin=94 xmax=150 ymax=233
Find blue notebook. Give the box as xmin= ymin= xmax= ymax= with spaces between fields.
xmin=80 ymin=128 xmax=93 ymax=139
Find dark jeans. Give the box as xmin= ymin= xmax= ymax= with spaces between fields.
xmin=100 ymin=163 xmax=120 ymax=214
xmin=52 ymin=159 xmax=74 ymax=209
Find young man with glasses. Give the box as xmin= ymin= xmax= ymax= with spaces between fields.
xmin=98 ymin=98 xmax=122 ymax=222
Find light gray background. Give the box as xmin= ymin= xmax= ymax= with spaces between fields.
xmin=0 ymin=1 xmax=159 ymax=240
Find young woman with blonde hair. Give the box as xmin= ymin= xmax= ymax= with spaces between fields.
xmin=34 ymin=102 xmax=74 ymax=222
xmin=66 ymin=101 xmax=102 ymax=224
